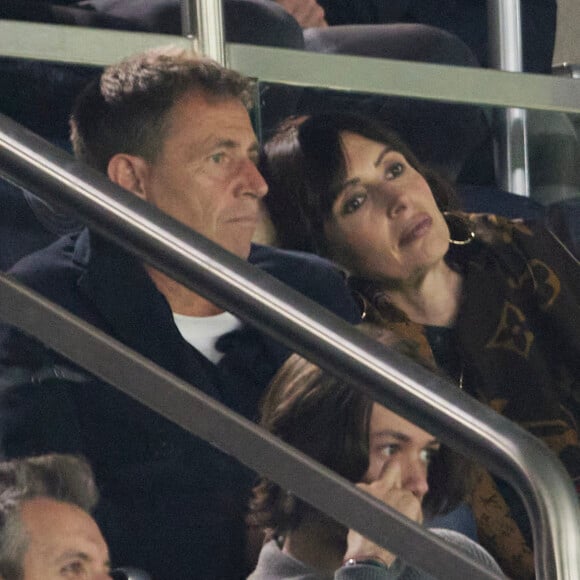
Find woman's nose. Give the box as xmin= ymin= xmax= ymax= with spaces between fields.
xmin=402 ymin=460 xmax=429 ymax=500
xmin=383 ymin=186 xmax=410 ymax=218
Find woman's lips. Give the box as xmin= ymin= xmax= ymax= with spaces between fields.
xmin=400 ymin=215 xmax=432 ymax=246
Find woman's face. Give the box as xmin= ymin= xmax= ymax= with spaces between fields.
xmin=364 ymin=403 xmax=439 ymax=502
xmin=323 ymin=132 xmax=450 ymax=283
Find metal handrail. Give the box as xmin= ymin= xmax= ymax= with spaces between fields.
xmin=1 ymin=114 xmax=579 ymax=578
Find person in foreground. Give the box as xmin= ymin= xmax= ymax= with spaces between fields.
xmin=0 ymin=453 xmax=111 ymax=580
xmin=247 ymin=335 xmax=504 ymax=579
xmin=0 ymin=49 xmax=359 ymax=579
xmin=261 ymin=112 xmax=580 ymax=578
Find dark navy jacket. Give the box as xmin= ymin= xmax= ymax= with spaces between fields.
xmin=0 ymin=229 xmax=360 ymax=579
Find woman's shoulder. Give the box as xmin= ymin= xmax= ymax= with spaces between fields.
xmin=457 ymin=210 xmax=536 ymax=244
xmin=426 ymin=528 xmax=504 ymax=575
xmin=248 ymin=539 xmax=330 ymax=580
xmin=452 ymin=211 xmax=579 ymax=272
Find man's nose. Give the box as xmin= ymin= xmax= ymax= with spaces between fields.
xmin=239 ymin=158 xmax=268 ymax=199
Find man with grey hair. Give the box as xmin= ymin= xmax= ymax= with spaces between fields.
xmin=0 ymin=46 xmax=359 ymax=579
xmin=0 ymin=454 xmax=109 ymax=579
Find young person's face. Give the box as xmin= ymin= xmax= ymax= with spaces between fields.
xmin=138 ymin=92 xmax=268 ymax=260
xmin=20 ymin=497 xmax=111 ymax=579
xmin=363 ymin=404 xmax=439 ymax=502
xmin=324 ymin=132 xmax=450 ymax=283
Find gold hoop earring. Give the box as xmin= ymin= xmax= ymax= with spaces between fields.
xmin=443 ymin=212 xmax=475 ymax=246
xmin=352 ymin=291 xmax=369 ymax=321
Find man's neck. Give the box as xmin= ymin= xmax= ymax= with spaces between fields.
xmin=145 ymin=265 xmax=224 ymax=317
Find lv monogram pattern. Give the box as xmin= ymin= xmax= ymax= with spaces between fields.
xmin=351 ymin=212 xmax=580 ymax=578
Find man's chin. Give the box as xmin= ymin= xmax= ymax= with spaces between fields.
xmin=226 ymin=241 xmax=253 ymax=261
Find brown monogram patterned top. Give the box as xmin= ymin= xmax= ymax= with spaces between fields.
xmin=350 ymin=212 xmax=580 ymax=579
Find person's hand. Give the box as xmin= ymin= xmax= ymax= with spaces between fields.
xmin=273 ymin=0 xmax=328 ymax=28
xmin=343 ymin=461 xmax=423 ymax=568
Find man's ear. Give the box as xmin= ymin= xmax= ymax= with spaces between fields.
xmin=107 ymin=154 xmax=150 ymax=201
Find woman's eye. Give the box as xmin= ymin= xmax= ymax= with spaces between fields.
xmin=385 ymin=162 xmax=404 ymax=180
xmin=420 ymin=448 xmax=439 ymax=465
xmin=342 ymin=194 xmax=366 ymax=215
xmin=380 ymin=444 xmax=398 ymax=458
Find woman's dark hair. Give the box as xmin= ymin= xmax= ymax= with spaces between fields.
xmin=249 ymin=324 xmax=472 ymax=535
xmin=262 ymin=112 xmax=458 ymax=256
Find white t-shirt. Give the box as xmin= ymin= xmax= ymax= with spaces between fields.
xmin=173 ymin=311 xmax=242 ymax=364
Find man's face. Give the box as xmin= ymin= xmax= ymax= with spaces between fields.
xmin=139 ymin=92 xmax=268 ymax=260
xmin=20 ymin=497 xmax=111 ymax=579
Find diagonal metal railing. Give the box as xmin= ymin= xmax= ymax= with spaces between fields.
xmin=1 ymin=113 xmax=579 ymax=578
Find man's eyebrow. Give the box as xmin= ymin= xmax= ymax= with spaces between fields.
xmin=210 ymin=138 xmax=239 ymax=150
xmin=207 ymin=138 xmax=260 ymax=156
xmin=374 ymin=145 xmax=393 ymax=167
xmin=55 ymin=551 xmax=90 ymax=564
xmin=55 ymin=551 xmax=112 ymax=568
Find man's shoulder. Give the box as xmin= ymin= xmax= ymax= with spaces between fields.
xmin=249 ymin=244 xmax=360 ymax=323
xmin=249 ymin=243 xmax=346 ymax=283
xmin=0 ymin=231 xmax=91 ymax=365
xmin=9 ymin=231 xmax=87 ymax=295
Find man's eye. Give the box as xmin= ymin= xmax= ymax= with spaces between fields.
xmin=342 ymin=194 xmax=366 ymax=215
xmin=209 ymin=152 xmax=226 ymax=164
xmin=385 ymin=162 xmax=404 ymax=180
xmin=60 ymin=561 xmax=85 ymax=577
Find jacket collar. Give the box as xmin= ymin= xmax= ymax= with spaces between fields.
xmin=72 ymin=229 xmax=225 ymax=401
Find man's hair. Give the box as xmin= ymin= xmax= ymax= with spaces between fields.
xmin=249 ymin=324 xmax=472 ymax=535
xmin=70 ymin=45 xmax=255 ymax=173
xmin=0 ymin=454 xmax=99 ymax=580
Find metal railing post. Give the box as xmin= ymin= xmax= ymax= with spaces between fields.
xmin=180 ymin=0 xmax=226 ymax=65
xmin=487 ymin=0 xmax=530 ymax=196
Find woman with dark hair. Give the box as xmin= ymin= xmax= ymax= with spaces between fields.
xmin=261 ymin=112 xmax=580 ymax=578
xmin=248 ymin=327 xmax=503 ymax=578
